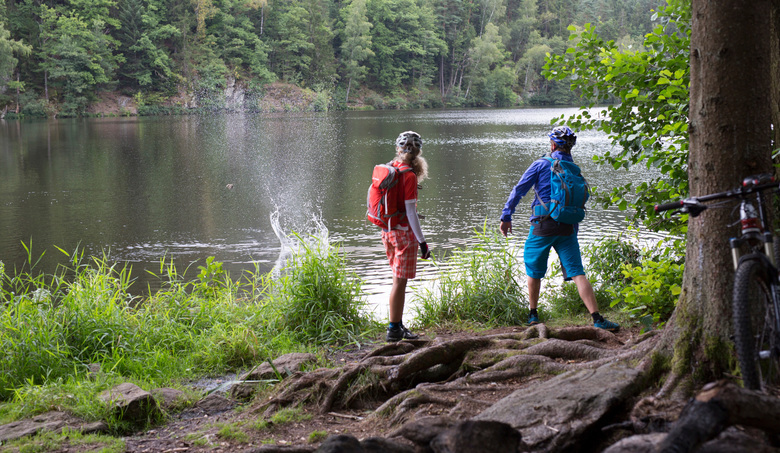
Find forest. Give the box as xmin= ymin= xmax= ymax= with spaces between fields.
xmin=0 ymin=0 xmax=662 ymax=116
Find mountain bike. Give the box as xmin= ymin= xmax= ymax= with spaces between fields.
xmin=655 ymin=174 xmax=780 ymax=392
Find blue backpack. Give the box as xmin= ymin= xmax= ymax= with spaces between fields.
xmin=533 ymin=156 xmax=590 ymax=224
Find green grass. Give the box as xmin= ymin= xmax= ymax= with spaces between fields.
xmin=0 ymin=236 xmax=378 ymax=431
xmin=414 ymin=225 xmax=528 ymax=328
xmin=216 ymin=421 xmax=250 ymax=443
xmin=0 ymin=427 xmax=125 ymax=453
xmin=308 ymin=430 xmax=328 ymax=443
xmin=264 ymin=235 xmax=377 ymax=346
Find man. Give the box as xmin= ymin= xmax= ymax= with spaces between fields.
xmin=499 ymin=126 xmax=619 ymax=332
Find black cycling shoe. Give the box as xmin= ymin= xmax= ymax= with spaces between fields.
xmin=386 ymin=324 xmax=419 ymax=342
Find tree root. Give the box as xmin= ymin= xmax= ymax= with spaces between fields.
xmin=251 ymin=324 xmax=656 ymax=425
xmin=657 ymin=380 xmax=780 ymax=452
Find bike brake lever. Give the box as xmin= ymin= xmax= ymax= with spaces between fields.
xmin=682 ymin=201 xmax=707 ymax=217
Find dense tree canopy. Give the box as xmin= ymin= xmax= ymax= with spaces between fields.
xmin=0 ymin=0 xmax=663 ymax=115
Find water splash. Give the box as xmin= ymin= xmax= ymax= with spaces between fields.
xmin=269 ymin=207 xmax=330 ymax=277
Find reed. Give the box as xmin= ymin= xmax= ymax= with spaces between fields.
xmin=413 ymin=225 xmax=527 ymax=328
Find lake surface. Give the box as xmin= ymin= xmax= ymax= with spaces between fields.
xmin=0 ymin=108 xmax=659 ymax=319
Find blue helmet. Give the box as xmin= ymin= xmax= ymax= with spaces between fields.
xmin=548 ymin=126 xmax=577 ymax=148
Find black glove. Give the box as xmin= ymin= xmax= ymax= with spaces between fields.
xmin=419 ymin=242 xmax=431 ymax=259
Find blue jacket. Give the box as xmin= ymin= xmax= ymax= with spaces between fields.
xmin=500 ymin=150 xmax=575 ymax=223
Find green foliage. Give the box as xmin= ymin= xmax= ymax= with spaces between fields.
xmin=2 ymin=0 xmax=664 ymax=114
xmin=543 ymin=0 xmax=691 ymax=231
xmin=610 ymin=256 xmax=683 ymax=328
xmin=195 ymin=256 xmax=228 ymax=297
xmin=265 ymin=235 xmax=375 ymax=346
xmin=341 ymin=0 xmax=374 ymax=103
xmin=116 ymin=0 xmax=179 ymax=91
xmin=579 ymin=235 xmax=685 ymax=329
xmin=544 ymin=281 xmax=611 ymax=319
xmin=414 ymin=225 xmax=527 ymax=328
xmin=366 ymin=0 xmax=446 ymax=90
xmin=0 ymin=22 xmax=31 ymax=90
xmin=583 ymin=235 xmax=643 ymax=292
xmin=0 ymin=236 xmax=372 ymax=428
xmin=38 ymin=3 xmax=124 ymax=115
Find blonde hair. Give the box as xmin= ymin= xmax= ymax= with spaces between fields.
xmin=395 ymin=145 xmax=428 ymax=182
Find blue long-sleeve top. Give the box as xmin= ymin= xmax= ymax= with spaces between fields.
xmin=500 ymin=150 xmax=574 ymax=223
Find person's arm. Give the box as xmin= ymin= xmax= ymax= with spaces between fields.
xmin=499 ymin=162 xmax=540 ymax=234
xmin=405 ymin=201 xmax=430 ymax=259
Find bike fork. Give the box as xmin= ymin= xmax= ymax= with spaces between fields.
xmin=769 ymin=289 xmax=780 ymax=360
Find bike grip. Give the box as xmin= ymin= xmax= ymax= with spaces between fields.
xmin=654 ymin=201 xmax=684 ymax=213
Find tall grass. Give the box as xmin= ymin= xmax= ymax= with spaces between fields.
xmin=0 ymin=236 xmax=377 ymax=424
xmin=414 ymin=226 xmax=527 ymax=328
xmin=264 ymin=235 xmax=375 ymax=346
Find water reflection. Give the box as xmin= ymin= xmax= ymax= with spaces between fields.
xmin=0 ymin=108 xmax=659 ymax=319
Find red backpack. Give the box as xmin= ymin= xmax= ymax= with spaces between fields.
xmin=367 ymin=162 xmax=412 ymax=229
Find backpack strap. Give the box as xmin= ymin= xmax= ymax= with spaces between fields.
xmin=392 ymin=162 xmax=414 ymax=224
xmin=533 ymin=156 xmax=557 ymax=221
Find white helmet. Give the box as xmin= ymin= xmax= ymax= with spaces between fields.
xmin=395 ymin=131 xmax=422 ymax=152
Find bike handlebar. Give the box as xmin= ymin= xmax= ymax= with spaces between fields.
xmin=654 ymin=200 xmax=685 ymax=213
xmin=653 ymin=174 xmax=779 ymax=216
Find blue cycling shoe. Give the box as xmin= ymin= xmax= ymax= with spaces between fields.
xmin=594 ymin=318 xmax=620 ymax=332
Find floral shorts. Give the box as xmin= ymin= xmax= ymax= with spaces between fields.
xmin=382 ymin=229 xmax=418 ymax=279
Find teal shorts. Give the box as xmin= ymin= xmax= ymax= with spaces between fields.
xmin=523 ymin=222 xmax=585 ymax=280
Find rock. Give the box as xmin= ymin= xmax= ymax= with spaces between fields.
xmin=360 ymin=437 xmax=415 ymax=453
xmin=0 ymin=411 xmax=107 ymax=443
xmin=602 ymin=433 xmax=666 ymax=453
xmin=240 ymin=353 xmax=319 ymax=381
xmin=150 ymin=387 xmax=189 ymax=411
xmin=430 ymin=420 xmax=524 ymax=453
xmin=231 ymin=381 xmax=259 ymax=401
xmin=249 ymin=445 xmax=316 ymax=452
xmin=475 ymin=363 xmax=642 ymax=452
xmin=603 ymin=427 xmax=780 ymax=453
xmin=394 ymin=416 xmax=458 ymax=445
xmin=98 ymin=383 xmax=160 ymax=425
xmin=231 ymin=353 xmax=318 ymax=400
xmin=195 ymin=392 xmax=235 ymax=414
xmin=315 ymin=434 xmax=363 ymax=452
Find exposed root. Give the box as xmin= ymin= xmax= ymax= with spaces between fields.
xmin=250 ymin=324 xmax=654 ymax=426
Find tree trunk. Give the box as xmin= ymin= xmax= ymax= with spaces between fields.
xmin=345 ymin=77 xmax=352 ymax=105
xmin=15 ymin=72 xmax=20 ymax=113
xmin=656 ymin=0 xmax=773 ymax=393
xmin=772 ymin=1 xmax=780 ymax=169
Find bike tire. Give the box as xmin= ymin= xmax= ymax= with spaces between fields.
xmin=732 ymin=258 xmax=780 ymax=391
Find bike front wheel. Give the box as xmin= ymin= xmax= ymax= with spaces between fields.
xmin=732 ymin=258 xmax=780 ymax=392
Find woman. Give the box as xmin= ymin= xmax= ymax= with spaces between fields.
xmin=382 ymin=131 xmax=431 ymax=342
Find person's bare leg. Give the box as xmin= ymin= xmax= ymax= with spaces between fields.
xmin=389 ymin=276 xmax=408 ymax=323
xmin=572 ymin=274 xmax=598 ymax=313
xmin=528 ymin=277 xmax=541 ymax=310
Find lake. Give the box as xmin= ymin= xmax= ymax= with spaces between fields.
xmin=0 ymin=108 xmax=659 ymax=319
